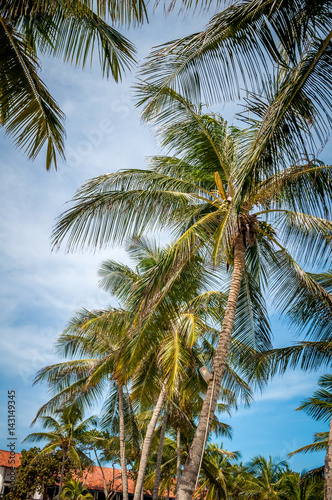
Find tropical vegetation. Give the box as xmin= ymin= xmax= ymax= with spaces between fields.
xmin=0 ymin=0 xmax=149 ymax=169
xmin=4 ymin=447 xmax=79 ymax=500
xmin=60 ymin=479 xmax=94 ymax=500
xmin=4 ymin=0 xmax=332 ymax=499
xmin=51 ymin=87 xmax=332 ymax=499
xmin=24 ymin=404 xmax=96 ymax=499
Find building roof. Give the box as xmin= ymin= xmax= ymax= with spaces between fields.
xmin=0 ymin=450 xmax=173 ymax=496
xmin=0 ymin=450 xmax=134 ymax=494
xmin=0 ymin=450 xmax=21 ymax=468
xmin=83 ymin=466 xmax=136 ymax=493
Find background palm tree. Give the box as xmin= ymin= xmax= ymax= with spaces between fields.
xmin=243 ymin=455 xmax=288 ymax=499
xmin=290 ymin=374 xmax=332 ymax=498
xmin=254 ymin=268 xmax=332 ymax=497
xmin=35 ymin=238 xmax=264 ymax=500
xmin=194 ymin=443 xmax=240 ymax=500
xmin=279 ymin=471 xmax=324 ymax=500
xmin=61 ymin=479 xmax=94 ymax=500
xmin=52 ymin=89 xmax=332 ymax=499
xmin=24 ymin=403 xmax=96 ymax=500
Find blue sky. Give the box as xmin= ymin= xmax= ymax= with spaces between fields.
xmin=0 ymin=4 xmax=330 ymax=473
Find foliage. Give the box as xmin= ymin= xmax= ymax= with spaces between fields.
xmin=61 ymin=479 xmax=94 ymax=499
xmin=24 ymin=403 xmax=96 ymax=470
xmin=4 ymin=447 xmax=78 ymax=500
xmin=138 ymin=0 xmax=332 ymax=179
xmin=51 ymin=86 xmax=332 ymax=498
xmin=0 ymin=0 xmax=147 ymax=170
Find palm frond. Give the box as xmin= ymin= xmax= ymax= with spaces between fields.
xmin=0 ymin=16 xmax=65 ymax=169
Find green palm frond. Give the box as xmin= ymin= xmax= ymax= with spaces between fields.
xmin=288 ymin=433 xmax=328 ymax=457
xmin=296 ymin=376 xmax=332 ymax=423
xmin=233 ymin=260 xmax=272 ymax=352
xmin=287 ymin=271 xmax=332 ymax=340
xmin=254 ymin=162 xmax=332 ymax=218
xmin=0 ymin=16 xmax=65 ymax=170
xmin=0 ymin=0 xmax=149 ymax=168
xmin=259 ymin=341 xmax=332 ymax=378
xmin=271 ymin=210 xmax=332 ymax=267
xmin=260 ymin=240 xmax=332 ymax=331
xmin=138 ymin=0 xmax=331 ymax=105
xmin=0 ymin=1 xmax=148 ymax=27
xmin=44 ymin=8 xmax=136 ymax=81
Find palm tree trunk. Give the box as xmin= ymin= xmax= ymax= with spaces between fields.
xmin=57 ymin=449 xmax=66 ymax=500
xmin=118 ymin=383 xmax=129 ymax=500
xmin=134 ymin=380 xmax=169 ymax=500
xmin=94 ymin=447 xmax=109 ymax=499
xmin=82 ymin=464 xmax=92 ymax=486
xmin=325 ymin=415 xmax=332 ymax=499
xmin=176 ymin=427 xmax=181 ymax=494
xmin=176 ymin=235 xmax=246 ymax=500
xmin=152 ymin=402 xmax=169 ymax=500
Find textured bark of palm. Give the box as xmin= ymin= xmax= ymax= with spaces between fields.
xmin=118 ymin=384 xmax=129 ymax=500
xmin=176 ymin=427 xmax=182 ymax=494
xmin=134 ymin=381 xmax=168 ymax=500
xmin=176 ymin=235 xmax=246 ymax=500
xmin=94 ymin=447 xmax=109 ymax=498
xmin=153 ymin=403 xmax=169 ymax=500
xmin=325 ymin=416 xmax=332 ymax=499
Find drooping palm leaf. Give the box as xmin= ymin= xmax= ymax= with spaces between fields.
xmin=0 ymin=17 xmax=65 ymax=169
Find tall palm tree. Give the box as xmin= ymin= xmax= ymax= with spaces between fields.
xmin=51 ymin=87 xmax=332 ymax=500
xmin=36 ymin=239 xmax=262 ymax=500
xmin=34 ymin=306 xmax=134 ymax=500
xmin=24 ymin=403 xmax=96 ymax=500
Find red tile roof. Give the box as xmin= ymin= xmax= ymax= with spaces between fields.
xmin=83 ymin=466 xmax=136 ymax=493
xmin=0 ymin=450 xmax=134 ymax=494
xmin=0 ymin=450 xmax=21 ymax=467
xmin=0 ymin=450 xmax=174 ymax=496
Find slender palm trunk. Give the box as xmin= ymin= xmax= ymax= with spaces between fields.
xmin=176 ymin=235 xmax=246 ymax=500
xmin=153 ymin=402 xmax=169 ymax=500
xmin=118 ymin=384 xmax=129 ymax=500
xmin=57 ymin=448 xmax=66 ymax=500
xmin=133 ymin=380 xmax=169 ymax=500
xmin=325 ymin=415 xmax=332 ymax=499
xmin=82 ymin=464 xmax=92 ymax=486
xmin=176 ymin=427 xmax=181 ymax=494
xmin=94 ymin=447 xmax=109 ymax=498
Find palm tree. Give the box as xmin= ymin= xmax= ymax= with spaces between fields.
xmin=0 ymin=0 xmax=148 ymax=169
xmin=279 ymin=471 xmax=324 ymax=500
xmin=254 ymin=267 xmax=332 ymax=498
xmin=290 ymin=374 xmax=332 ymax=499
xmin=51 ymin=86 xmax=332 ymax=499
xmin=243 ymin=455 xmax=288 ymax=499
xmin=24 ymin=403 xmax=96 ymax=500
xmin=61 ymin=479 xmax=94 ymax=500
xmin=35 ymin=238 xmax=262 ymax=500
xmin=193 ymin=443 xmax=240 ymax=500
xmin=34 ymin=306 xmax=133 ymax=500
